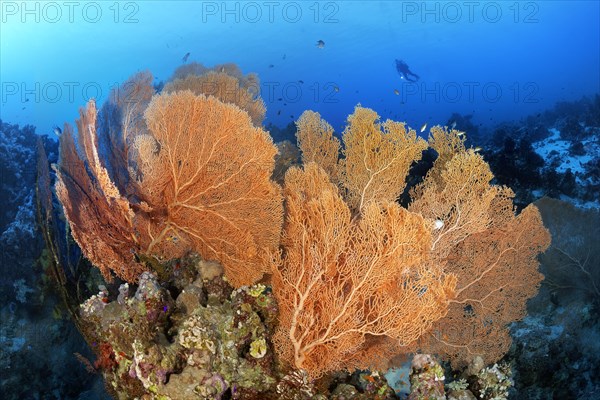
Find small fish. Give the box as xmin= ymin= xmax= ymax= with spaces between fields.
xmin=433 ymin=219 xmax=444 ymax=230
xmin=334 ymin=86 xmax=339 ymax=93
xmin=277 ymin=110 xmax=281 ymax=115
xmin=473 ymin=146 xmax=482 ymax=153
xmin=298 ymin=80 xmax=304 ymax=84
xmin=53 ymin=126 xmax=62 ymax=136
xmin=21 ymin=107 xmax=25 ymax=110
xmin=316 ymin=39 xmax=325 ymax=49
xmin=182 ymin=52 xmax=190 ymax=63
xmin=363 ymin=375 xmax=376 ymax=383
xmin=456 ymin=131 xmax=465 ymax=137
xmin=420 ymin=123 xmax=427 ymax=133
xmin=269 ymin=64 xmax=274 ymax=68
xmin=450 ymin=121 xmax=457 ymax=129
xmin=277 ymin=98 xmax=283 ymax=101
xmin=394 ymin=89 xmax=399 ymax=95
xmin=282 ymin=54 xmax=286 ymax=60
xmin=290 ymin=114 xmax=294 ymax=119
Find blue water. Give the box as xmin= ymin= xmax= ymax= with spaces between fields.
xmin=1 ymin=1 xmax=599 ymax=135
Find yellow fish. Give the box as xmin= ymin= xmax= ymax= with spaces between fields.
xmin=166 ymin=235 xmax=179 ymax=243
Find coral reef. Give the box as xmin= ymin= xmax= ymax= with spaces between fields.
xmin=509 ymin=306 xmax=600 ymax=398
xmin=467 ymin=362 xmax=512 ymax=400
xmin=79 ymin=255 xmax=280 ymax=399
xmin=0 ymin=120 xmax=39 ymax=295
xmin=408 ymin=354 xmax=446 ymax=400
xmin=45 ymin=64 xmax=552 ymax=398
xmin=482 ymin=95 xmax=600 ymax=208
xmin=0 ymin=121 xmax=105 ymax=399
xmin=405 ymin=354 xmax=513 ymax=400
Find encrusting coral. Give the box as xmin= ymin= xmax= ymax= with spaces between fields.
xmin=79 ymin=256 xmax=282 ymax=399
xmin=49 ymin=64 xmax=551 ymax=397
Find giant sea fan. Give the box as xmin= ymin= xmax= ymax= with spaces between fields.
xmin=54 ymin=74 xmax=282 ymax=286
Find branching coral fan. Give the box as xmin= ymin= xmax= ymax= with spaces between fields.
xmin=272 ymin=109 xmax=550 ymax=377
xmin=53 ymin=67 xmax=550 ymax=381
xmin=271 ymin=162 xmax=456 ymax=378
xmin=55 ymin=68 xmax=282 ymax=286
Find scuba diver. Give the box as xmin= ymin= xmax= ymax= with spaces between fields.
xmin=395 ymin=59 xmax=420 ymax=82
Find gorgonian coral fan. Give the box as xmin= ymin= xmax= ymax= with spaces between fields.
xmin=55 ymin=69 xmax=281 ymax=286
xmin=53 ymin=67 xmax=550 ymax=381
